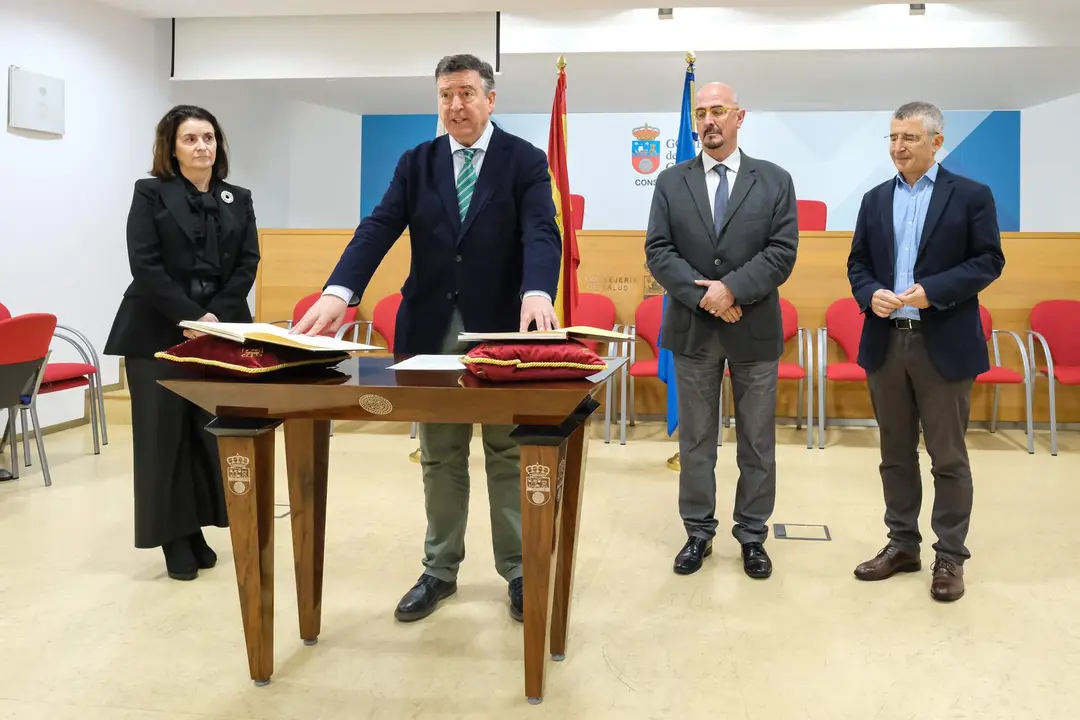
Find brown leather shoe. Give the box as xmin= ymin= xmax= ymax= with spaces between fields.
xmin=854 ymin=545 xmax=921 ymax=581
xmin=930 ymin=557 xmax=964 ymax=602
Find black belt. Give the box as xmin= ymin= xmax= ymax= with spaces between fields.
xmin=890 ymin=317 xmax=921 ymax=331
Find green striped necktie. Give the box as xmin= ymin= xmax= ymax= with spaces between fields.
xmin=456 ymin=148 xmax=478 ymax=221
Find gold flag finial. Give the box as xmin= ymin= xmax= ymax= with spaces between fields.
xmin=556 ymin=55 xmax=566 ymax=70
xmin=685 ymin=51 xmax=696 ymax=65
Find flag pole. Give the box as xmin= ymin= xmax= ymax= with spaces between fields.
xmin=667 ymin=50 xmax=697 ymax=473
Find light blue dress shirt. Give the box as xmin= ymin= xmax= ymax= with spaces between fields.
xmin=891 ymin=162 xmax=938 ymax=320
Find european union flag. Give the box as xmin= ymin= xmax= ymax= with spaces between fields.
xmin=656 ymin=58 xmax=697 ymax=436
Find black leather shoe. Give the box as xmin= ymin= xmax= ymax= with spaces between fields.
xmin=673 ymin=537 xmax=713 ymax=575
xmin=188 ymin=530 xmax=217 ymax=570
xmin=508 ymin=577 xmax=523 ymax=622
xmin=394 ymin=574 xmax=457 ymax=622
xmin=741 ymin=542 xmax=772 ymax=579
xmin=162 ymin=538 xmax=198 ymax=581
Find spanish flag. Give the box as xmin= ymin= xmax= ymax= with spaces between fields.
xmin=547 ymin=57 xmax=579 ymax=328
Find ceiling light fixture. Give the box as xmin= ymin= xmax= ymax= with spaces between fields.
xmin=909 ymin=3 xmax=926 ymax=15
xmin=658 ymin=8 xmax=673 ymax=20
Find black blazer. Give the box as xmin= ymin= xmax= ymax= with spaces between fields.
xmin=846 ymin=165 xmax=1005 ymax=382
xmin=324 ymin=123 xmax=561 ymax=354
xmin=104 ymin=176 xmax=261 ymax=357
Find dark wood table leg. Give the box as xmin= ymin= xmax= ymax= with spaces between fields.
xmin=205 ymin=417 xmax=283 ymax=687
xmin=549 ymin=406 xmax=593 ymax=661
xmin=512 ymin=397 xmax=600 ymax=705
xmin=284 ymin=419 xmax=331 ymax=646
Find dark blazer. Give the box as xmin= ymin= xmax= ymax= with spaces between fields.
xmin=644 ymin=150 xmax=800 ymax=362
xmin=324 ymin=123 xmax=561 ymax=354
xmin=846 ymin=165 xmax=1005 ymax=381
xmin=104 ymin=176 xmax=261 ymax=357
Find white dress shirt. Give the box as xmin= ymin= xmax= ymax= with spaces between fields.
xmin=701 ymin=146 xmax=741 ymax=218
xmin=324 ymin=119 xmax=549 ymax=306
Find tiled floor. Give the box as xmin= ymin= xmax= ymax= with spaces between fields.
xmin=1 ymin=420 xmax=1078 ymax=719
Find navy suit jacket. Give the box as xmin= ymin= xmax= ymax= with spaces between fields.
xmin=326 ymin=123 xmax=561 ymax=354
xmin=846 ymin=165 xmax=1006 ymax=382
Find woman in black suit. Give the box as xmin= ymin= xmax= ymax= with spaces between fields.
xmin=105 ymin=105 xmax=260 ymax=580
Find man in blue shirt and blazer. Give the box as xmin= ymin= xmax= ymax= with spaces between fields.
xmin=847 ymin=101 xmax=1005 ymax=602
xmin=293 ymin=54 xmax=561 ymax=623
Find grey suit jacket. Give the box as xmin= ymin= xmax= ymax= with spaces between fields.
xmin=644 ymin=150 xmax=799 ymax=362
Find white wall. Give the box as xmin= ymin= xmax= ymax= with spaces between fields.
xmin=0 ymin=0 xmax=171 ymax=428
xmin=1021 ymin=91 xmax=1080 ymax=231
xmin=285 ymin=100 xmax=361 ymax=229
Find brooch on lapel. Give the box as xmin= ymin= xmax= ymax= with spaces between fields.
xmin=220 ymin=190 xmax=234 ymax=204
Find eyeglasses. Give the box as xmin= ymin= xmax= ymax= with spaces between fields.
xmin=694 ymin=106 xmax=739 ymax=121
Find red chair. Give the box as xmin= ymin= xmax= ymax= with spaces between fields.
xmin=0 ymin=313 xmax=58 ymax=485
xmin=797 ymin=200 xmax=827 ymax=231
xmin=1 ymin=302 xmax=108 ymax=459
xmin=627 ymin=295 xmax=664 ymax=437
xmin=572 ymin=293 xmax=625 ymax=444
xmin=717 ymin=298 xmax=814 ymax=449
xmin=816 ymin=298 xmax=866 ymax=448
xmin=569 ymin=194 xmax=585 ymax=231
xmin=1027 ymin=300 xmax=1080 ymax=456
xmin=975 ymin=305 xmax=1033 ymax=453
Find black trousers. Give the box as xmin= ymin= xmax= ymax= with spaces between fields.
xmin=866 ymin=328 xmax=974 ymax=564
xmin=126 ymin=356 xmax=227 ymax=549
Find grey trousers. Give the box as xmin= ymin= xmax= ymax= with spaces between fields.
xmin=866 ymin=328 xmax=974 ymax=564
xmin=418 ymin=307 xmax=522 ymax=583
xmin=674 ymin=332 xmax=779 ymax=545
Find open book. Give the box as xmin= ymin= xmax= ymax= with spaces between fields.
xmin=457 ymin=325 xmax=631 ymax=343
xmin=178 ymin=321 xmax=381 ymax=353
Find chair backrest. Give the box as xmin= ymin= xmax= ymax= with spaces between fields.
xmin=0 ymin=302 xmax=10 ymax=321
xmin=978 ymin=304 xmax=993 ymax=343
xmin=0 ymin=313 xmax=58 ymax=406
xmin=779 ymin=297 xmax=798 ymax=343
xmin=634 ymin=295 xmax=665 ymax=356
xmin=572 ymin=292 xmax=617 ymax=353
xmin=797 ymin=200 xmax=827 ymax=231
xmin=372 ymin=293 xmax=403 ymax=352
xmin=1030 ymin=300 xmax=1080 ymax=366
xmin=569 ymin=194 xmax=585 ymax=231
xmin=825 ymin=297 xmax=864 ymax=361
xmin=291 ymin=292 xmax=358 ymax=336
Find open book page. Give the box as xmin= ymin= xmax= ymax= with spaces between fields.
xmin=457 ymin=325 xmax=630 ymax=343
xmin=178 ymin=321 xmax=381 ymax=353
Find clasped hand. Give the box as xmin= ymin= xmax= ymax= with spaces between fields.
xmin=871 ymin=284 xmax=929 ymax=318
xmin=695 ymin=279 xmax=742 ymax=323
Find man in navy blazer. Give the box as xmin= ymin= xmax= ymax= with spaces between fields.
xmin=294 ymin=54 xmax=561 ymax=623
xmin=847 ymin=101 xmax=1004 ymax=603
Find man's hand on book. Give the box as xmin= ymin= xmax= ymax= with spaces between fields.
xmin=183 ymin=312 xmax=219 ymax=339
xmin=520 ymin=295 xmax=558 ymax=332
xmin=292 ymin=295 xmax=347 ymax=337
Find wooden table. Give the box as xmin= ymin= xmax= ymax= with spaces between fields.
xmin=161 ymin=354 xmax=624 ymax=704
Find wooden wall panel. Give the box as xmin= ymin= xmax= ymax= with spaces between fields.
xmin=255 ymin=229 xmax=1080 ymax=424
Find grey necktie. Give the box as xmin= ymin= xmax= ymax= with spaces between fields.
xmin=713 ymin=164 xmax=729 ymax=237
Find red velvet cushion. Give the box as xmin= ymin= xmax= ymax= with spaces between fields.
xmin=461 ymin=339 xmax=607 ymax=382
xmin=155 ymin=335 xmax=350 ymax=379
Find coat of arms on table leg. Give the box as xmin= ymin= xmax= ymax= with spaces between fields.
xmin=226 ymin=453 xmax=251 ymax=495
xmin=526 ymin=463 xmax=551 ymax=506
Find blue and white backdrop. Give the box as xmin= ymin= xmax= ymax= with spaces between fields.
xmin=361 ymin=110 xmax=1020 ymax=232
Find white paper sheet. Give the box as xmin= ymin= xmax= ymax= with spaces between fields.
xmin=387 ymin=355 xmax=465 ymax=371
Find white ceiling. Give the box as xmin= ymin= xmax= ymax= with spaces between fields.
xmin=97 ymin=0 xmax=1080 ymax=18
xmin=176 ymin=46 xmax=1080 ymax=114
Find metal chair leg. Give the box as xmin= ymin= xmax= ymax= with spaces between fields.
xmin=990 ymin=385 xmax=1000 ymax=433
xmin=619 ymin=362 xmax=628 ymax=445
xmin=20 ymin=408 xmax=31 ymax=466
xmin=30 ymin=404 xmax=51 ymax=487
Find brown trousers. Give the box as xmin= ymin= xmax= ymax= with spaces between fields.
xmin=866 ymin=327 xmax=974 ymax=564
